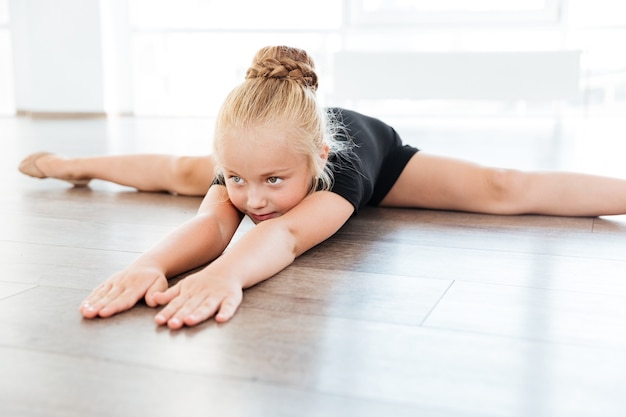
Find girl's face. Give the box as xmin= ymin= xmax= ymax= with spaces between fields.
xmin=218 ymin=127 xmax=323 ymax=224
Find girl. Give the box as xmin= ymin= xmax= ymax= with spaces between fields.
xmin=19 ymin=45 xmax=626 ymax=329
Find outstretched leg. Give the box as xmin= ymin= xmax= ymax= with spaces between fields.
xmin=381 ymin=152 xmax=626 ymax=217
xmin=18 ymin=153 xmax=215 ymax=196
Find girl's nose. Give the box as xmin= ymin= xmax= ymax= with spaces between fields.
xmin=247 ymin=187 xmax=267 ymax=209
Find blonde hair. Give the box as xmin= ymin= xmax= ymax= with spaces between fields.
xmin=213 ymin=45 xmax=338 ymax=192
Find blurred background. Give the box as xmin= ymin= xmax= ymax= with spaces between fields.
xmin=0 ymin=0 xmax=625 ymax=119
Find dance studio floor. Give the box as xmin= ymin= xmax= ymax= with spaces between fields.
xmin=1 ymin=112 xmax=626 ymax=417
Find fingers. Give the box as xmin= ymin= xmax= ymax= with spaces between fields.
xmin=154 ymin=286 xmax=243 ymax=329
xmin=154 ymin=294 xmax=207 ymax=329
xmin=79 ymin=282 xmax=139 ymax=319
xmin=80 ymin=282 xmax=114 ymax=318
xmin=144 ymin=278 xmax=170 ymax=307
xmin=81 ymin=270 xmax=244 ymax=329
xmin=151 ymin=283 xmax=180 ymax=306
xmin=215 ymin=296 xmax=242 ymax=323
xmin=80 ymin=270 xmax=166 ymax=319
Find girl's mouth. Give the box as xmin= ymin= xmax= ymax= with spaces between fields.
xmin=249 ymin=212 xmax=277 ymax=222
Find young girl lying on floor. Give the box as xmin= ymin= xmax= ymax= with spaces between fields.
xmin=19 ymin=45 xmax=626 ymax=329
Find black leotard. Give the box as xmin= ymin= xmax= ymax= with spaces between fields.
xmin=328 ymin=108 xmax=419 ymax=211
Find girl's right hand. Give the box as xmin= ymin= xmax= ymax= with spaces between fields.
xmin=79 ymin=267 xmax=168 ymax=319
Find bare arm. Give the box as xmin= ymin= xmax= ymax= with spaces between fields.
xmin=132 ymin=185 xmax=243 ymax=278
xmin=80 ymin=185 xmax=243 ymax=318
xmin=153 ymin=190 xmax=355 ymax=329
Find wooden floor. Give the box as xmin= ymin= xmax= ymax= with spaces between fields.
xmin=1 ymin=113 xmax=626 ymax=417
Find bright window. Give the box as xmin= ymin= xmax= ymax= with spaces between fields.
xmin=0 ymin=0 xmax=14 ymax=115
xmin=128 ymin=0 xmax=342 ymax=116
xmin=350 ymin=0 xmax=561 ymax=25
xmin=124 ymin=0 xmax=626 ymax=117
xmin=0 ymin=0 xmax=8 ymax=23
xmin=361 ymin=0 xmax=550 ymax=12
xmin=130 ymin=0 xmax=342 ymax=30
xmin=131 ymin=33 xmax=339 ymax=116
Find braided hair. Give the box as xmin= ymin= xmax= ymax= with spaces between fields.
xmin=213 ymin=46 xmax=342 ymax=192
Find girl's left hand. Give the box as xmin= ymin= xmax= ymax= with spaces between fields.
xmin=152 ymin=272 xmax=243 ymax=329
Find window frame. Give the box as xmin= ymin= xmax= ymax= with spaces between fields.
xmin=346 ymin=0 xmax=564 ymax=27
xmin=0 ymin=0 xmax=13 ymax=115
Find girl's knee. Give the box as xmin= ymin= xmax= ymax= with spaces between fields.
xmin=485 ymin=168 xmax=529 ymax=213
xmin=170 ymin=156 xmax=214 ymax=196
xmin=172 ymin=156 xmax=196 ymax=181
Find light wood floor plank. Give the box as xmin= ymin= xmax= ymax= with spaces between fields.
xmin=246 ymin=265 xmax=453 ymax=325
xmin=0 ymin=241 xmax=138 ymax=289
xmin=0 ymin=347 xmax=436 ymax=417
xmin=424 ymin=280 xmax=626 ymax=348
xmin=297 ymin=237 xmax=626 ymax=295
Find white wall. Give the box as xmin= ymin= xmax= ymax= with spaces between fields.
xmin=4 ymin=0 xmax=626 ymax=117
xmin=10 ymin=0 xmax=105 ymax=113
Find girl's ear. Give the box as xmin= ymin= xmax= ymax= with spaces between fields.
xmin=319 ymin=143 xmax=330 ymax=162
xmin=316 ymin=143 xmax=330 ymax=173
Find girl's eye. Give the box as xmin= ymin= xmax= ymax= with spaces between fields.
xmin=267 ymin=177 xmax=282 ymax=184
xmin=230 ymin=176 xmax=242 ymax=183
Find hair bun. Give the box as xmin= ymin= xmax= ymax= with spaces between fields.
xmin=246 ymin=46 xmax=319 ymax=92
